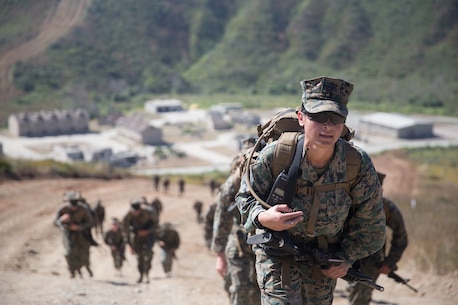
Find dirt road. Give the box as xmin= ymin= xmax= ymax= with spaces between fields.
xmin=0 ymin=0 xmax=90 ymax=101
xmin=0 ymin=153 xmax=456 ymax=305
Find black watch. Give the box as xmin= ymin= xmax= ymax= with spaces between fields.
xmin=253 ymin=214 xmax=265 ymax=229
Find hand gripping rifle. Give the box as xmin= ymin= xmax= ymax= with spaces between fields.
xmin=387 ymin=272 xmax=418 ymax=293
xmin=248 ymin=231 xmax=384 ymax=292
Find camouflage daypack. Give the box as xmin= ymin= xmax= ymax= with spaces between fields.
xmin=241 ymin=107 xmax=361 ymax=209
xmin=239 ymin=107 xmax=302 ymax=195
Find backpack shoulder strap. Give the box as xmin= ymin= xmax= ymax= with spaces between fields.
xmin=272 ymin=131 xmax=301 ymax=178
xmin=273 ymin=134 xmax=361 ymax=189
xmin=275 ymin=139 xmax=362 ymax=197
xmin=343 ymin=141 xmax=361 ymax=191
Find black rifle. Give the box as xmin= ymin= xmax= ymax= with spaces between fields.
xmin=248 ymin=231 xmax=384 ymax=292
xmin=388 ymin=272 xmax=418 ymax=293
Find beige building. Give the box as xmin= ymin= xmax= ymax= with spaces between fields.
xmin=359 ymin=112 xmax=434 ymax=139
xmin=8 ymin=109 xmax=89 ymax=137
xmin=116 ymin=113 xmax=163 ymax=145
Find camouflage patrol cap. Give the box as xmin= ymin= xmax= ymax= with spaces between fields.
xmin=301 ymin=76 xmax=354 ymax=117
xmin=65 ymin=190 xmax=81 ymax=201
xmin=130 ymin=197 xmax=143 ymax=210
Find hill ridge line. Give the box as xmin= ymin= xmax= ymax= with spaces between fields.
xmin=0 ymin=0 xmax=90 ymax=102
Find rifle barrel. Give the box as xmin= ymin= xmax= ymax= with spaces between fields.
xmin=388 ymin=272 xmax=418 ymax=293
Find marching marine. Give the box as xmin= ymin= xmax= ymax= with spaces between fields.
xmin=122 ymin=197 xmax=159 ymax=283
xmin=54 ymin=190 xmax=95 ymax=278
xmin=104 ymin=217 xmax=126 ymax=275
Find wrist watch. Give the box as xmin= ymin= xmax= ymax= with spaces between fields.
xmin=253 ymin=214 xmax=265 ymax=229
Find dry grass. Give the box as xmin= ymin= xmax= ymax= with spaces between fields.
xmin=392 ymin=147 xmax=458 ymax=275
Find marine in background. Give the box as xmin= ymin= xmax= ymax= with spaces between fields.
xmin=203 ymin=201 xmax=217 ymax=250
xmin=156 ymin=222 xmax=181 ymax=277
xmin=193 ymin=200 xmax=204 ymax=224
xmin=162 ymin=177 xmax=170 ymax=194
xmin=104 ymin=217 xmax=126 ymax=275
xmin=149 ymin=197 xmax=163 ymax=217
xmin=346 ymin=172 xmax=408 ymax=305
xmin=153 ymin=175 xmax=161 ymax=191
xmin=178 ymin=177 xmax=185 ymax=197
xmin=122 ymin=197 xmax=159 ymax=283
xmin=211 ymin=137 xmax=260 ymax=305
xmin=54 ymin=190 xmax=95 ymax=279
xmin=93 ymin=199 xmax=106 ymax=236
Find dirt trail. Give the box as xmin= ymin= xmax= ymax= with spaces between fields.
xmin=0 ymin=153 xmax=456 ymax=305
xmin=0 ymin=0 xmax=90 ymax=99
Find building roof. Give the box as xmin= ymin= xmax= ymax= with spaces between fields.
xmin=359 ymin=112 xmax=433 ymax=129
xmin=116 ymin=114 xmax=156 ymax=132
xmin=145 ymin=99 xmax=184 ymax=107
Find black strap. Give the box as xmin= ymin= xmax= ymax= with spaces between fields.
xmin=283 ymin=137 xmax=304 ymax=204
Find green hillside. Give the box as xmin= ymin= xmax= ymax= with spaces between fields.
xmin=1 ymin=0 xmax=457 ymax=125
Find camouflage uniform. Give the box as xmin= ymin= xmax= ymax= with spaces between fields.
xmin=122 ymin=199 xmax=159 ymax=283
xmin=156 ymin=222 xmax=180 ymax=276
xmin=153 ymin=175 xmax=161 ymax=191
xmin=193 ymin=200 xmax=204 ymax=223
xmin=104 ymin=218 xmax=126 ymax=272
xmin=150 ymin=197 xmax=163 ymax=217
xmin=178 ymin=177 xmax=185 ymax=197
xmin=93 ymin=200 xmax=105 ymax=236
xmin=162 ymin=177 xmax=170 ymax=194
xmin=54 ymin=191 xmax=95 ymax=278
xmin=236 ymin=77 xmax=386 ymax=305
xmin=203 ymin=202 xmax=217 ymax=250
xmin=211 ymin=169 xmax=260 ymax=305
xmin=347 ymin=196 xmax=408 ymax=305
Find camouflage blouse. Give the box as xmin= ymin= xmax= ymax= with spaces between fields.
xmin=236 ymin=137 xmax=386 ymax=265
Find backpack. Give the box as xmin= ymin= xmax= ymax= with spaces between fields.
xmin=240 ymin=107 xmax=361 ymax=209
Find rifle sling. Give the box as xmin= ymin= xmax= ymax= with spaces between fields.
xmin=283 ymin=137 xmax=303 ymax=203
xmin=279 ymin=137 xmax=303 ymax=288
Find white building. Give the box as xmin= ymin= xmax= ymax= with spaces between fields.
xmin=8 ymin=109 xmax=89 ymax=137
xmin=208 ymin=103 xmax=243 ymax=114
xmin=144 ymin=99 xmax=185 ymax=114
xmin=359 ymin=112 xmax=434 ymax=139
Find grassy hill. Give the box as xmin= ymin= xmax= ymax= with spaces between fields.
xmin=0 ymin=0 xmax=457 ymax=126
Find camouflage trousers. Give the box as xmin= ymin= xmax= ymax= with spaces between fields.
xmin=132 ymin=242 xmax=153 ymax=274
xmin=62 ymin=232 xmax=91 ymax=275
xmin=253 ymin=244 xmax=337 ymax=305
xmin=111 ymin=245 xmax=125 ymax=270
xmin=159 ymin=248 xmax=174 ymax=274
xmin=346 ymin=256 xmax=381 ymax=305
xmin=226 ymin=233 xmax=261 ymax=305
